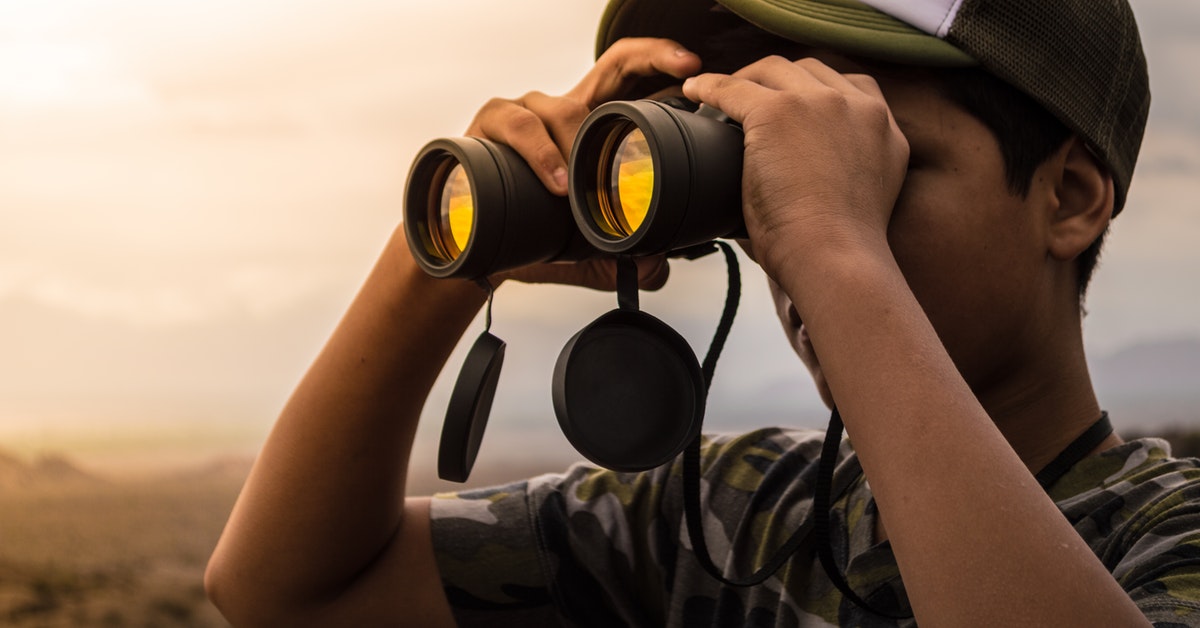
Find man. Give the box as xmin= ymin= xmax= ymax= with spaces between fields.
xmin=206 ymin=0 xmax=1200 ymax=625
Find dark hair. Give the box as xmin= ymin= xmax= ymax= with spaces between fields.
xmin=935 ymin=69 xmax=1103 ymax=301
xmin=701 ymin=22 xmax=1105 ymax=301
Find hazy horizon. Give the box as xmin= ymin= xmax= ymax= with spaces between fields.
xmin=2 ymin=0 xmax=1198 ymax=474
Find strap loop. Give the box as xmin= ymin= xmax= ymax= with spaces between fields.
xmin=616 ymin=256 xmax=639 ymax=312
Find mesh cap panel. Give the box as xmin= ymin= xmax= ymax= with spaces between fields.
xmin=948 ymin=0 xmax=1149 ymax=213
xmin=597 ymin=0 xmax=1151 ymax=214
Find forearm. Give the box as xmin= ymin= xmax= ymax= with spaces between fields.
xmin=779 ymin=245 xmax=1147 ymax=626
xmin=207 ymin=227 xmax=485 ymax=616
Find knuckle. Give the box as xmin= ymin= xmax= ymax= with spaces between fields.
xmin=471 ymin=97 xmax=514 ymax=133
xmin=604 ymin=37 xmax=641 ymax=60
xmin=520 ymin=90 xmax=548 ymax=104
xmin=763 ymin=55 xmax=793 ymax=68
xmin=556 ymin=100 xmax=590 ymax=126
xmin=470 ymin=97 xmax=505 ymax=123
xmin=479 ymin=96 xmax=511 ymax=115
xmin=504 ymin=108 xmax=544 ymax=137
xmin=535 ymin=144 xmax=563 ymax=168
xmin=700 ymin=73 xmax=727 ymax=94
xmin=542 ymin=95 xmax=584 ymax=121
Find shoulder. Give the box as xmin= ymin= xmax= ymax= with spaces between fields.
xmin=1055 ymin=437 xmax=1200 ymax=543
xmin=1057 ymin=438 xmax=1200 ymax=621
xmin=1056 ymin=437 xmax=1200 ymax=523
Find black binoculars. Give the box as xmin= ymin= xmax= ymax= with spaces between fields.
xmin=403 ymin=99 xmax=746 ymax=279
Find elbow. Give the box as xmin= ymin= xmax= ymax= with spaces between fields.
xmin=205 ymin=552 xmax=249 ymax=625
xmin=205 ymin=550 xmax=331 ymax=627
xmin=205 ymin=551 xmax=281 ymax=627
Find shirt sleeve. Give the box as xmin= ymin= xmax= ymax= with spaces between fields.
xmin=1077 ymin=442 xmax=1200 ymax=627
xmin=427 ymin=428 xmax=827 ymax=627
xmin=429 ymin=479 xmax=560 ymax=626
xmin=1112 ymin=470 xmax=1200 ymax=626
xmin=428 ymin=460 xmax=679 ymax=627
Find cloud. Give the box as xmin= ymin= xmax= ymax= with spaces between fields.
xmin=0 ymin=257 xmax=344 ymax=327
xmin=1 ymin=0 xmax=1197 ymax=445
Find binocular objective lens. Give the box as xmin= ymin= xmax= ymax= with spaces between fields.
xmin=433 ymin=162 xmax=474 ymax=261
xmin=599 ymin=127 xmax=654 ymax=238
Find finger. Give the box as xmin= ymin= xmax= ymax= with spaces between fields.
xmin=469 ymin=98 xmax=569 ymax=195
xmin=493 ymin=255 xmax=670 ymax=292
xmin=680 ymin=72 xmax=774 ymax=124
xmin=635 ymin=256 xmax=671 ymax=291
xmin=567 ymin=37 xmax=702 ymax=108
xmin=844 ymin=73 xmax=886 ymax=100
xmin=730 ymin=56 xmax=858 ymax=95
xmin=518 ymin=91 xmax=590 ymax=165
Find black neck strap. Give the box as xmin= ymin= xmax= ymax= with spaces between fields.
xmin=616 ymin=255 xmax=639 ymax=312
xmin=1035 ymin=411 xmax=1113 ymax=489
xmin=676 ymin=244 xmax=1116 ymax=616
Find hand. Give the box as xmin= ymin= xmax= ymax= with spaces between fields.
xmin=681 ymin=56 xmax=910 ymax=283
xmin=465 ymin=37 xmax=703 ymax=291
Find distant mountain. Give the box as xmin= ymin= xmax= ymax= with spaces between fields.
xmin=1090 ymin=336 xmax=1200 ymax=431
xmin=168 ymin=454 xmax=255 ymax=483
xmin=1092 ymin=336 xmax=1200 ymax=396
xmin=0 ymin=449 xmax=103 ymax=490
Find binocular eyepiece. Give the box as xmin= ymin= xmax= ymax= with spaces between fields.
xmin=404 ymin=99 xmax=746 ymax=279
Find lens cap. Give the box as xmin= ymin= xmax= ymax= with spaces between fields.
xmin=438 ymin=331 xmax=506 ymax=482
xmin=553 ymin=308 xmax=705 ymax=472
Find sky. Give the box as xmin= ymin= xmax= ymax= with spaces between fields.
xmin=0 ymin=0 xmax=1197 ymax=471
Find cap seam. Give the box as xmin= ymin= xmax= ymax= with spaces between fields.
xmin=934 ymin=0 xmax=966 ymax=38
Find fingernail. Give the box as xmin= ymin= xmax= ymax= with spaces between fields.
xmin=553 ymin=167 xmax=568 ymax=191
xmin=674 ymin=48 xmax=690 ymax=57
xmin=682 ymin=77 xmax=694 ymax=91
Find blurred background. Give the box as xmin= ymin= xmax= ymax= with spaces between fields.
xmin=1 ymin=0 xmax=1197 ymax=625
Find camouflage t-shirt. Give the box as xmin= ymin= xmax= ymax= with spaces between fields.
xmin=430 ymin=428 xmax=1200 ymax=626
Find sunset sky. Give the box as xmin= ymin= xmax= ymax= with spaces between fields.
xmin=1 ymin=0 xmax=1197 ymax=472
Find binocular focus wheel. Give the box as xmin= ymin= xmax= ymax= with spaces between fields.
xmin=553 ymin=309 xmax=705 ymax=472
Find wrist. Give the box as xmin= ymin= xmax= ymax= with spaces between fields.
xmin=758 ymin=218 xmax=892 ymax=286
xmin=769 ymin=232 xmax=900 ymax=318
xmin=382 ymin=226 xmax=489 ymax=318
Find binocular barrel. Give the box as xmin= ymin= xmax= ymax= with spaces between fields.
xmin=403 ymin=100 xmax=745 ymax=278
xmin=569 ymin=100 xmax=745 ymax=256
xmin=403 ymin=137 xmax=582 ymax=279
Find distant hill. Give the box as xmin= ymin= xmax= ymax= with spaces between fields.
xmin=1090 ymin=336 xmax=1200 ymax=432
xmin=0 ymin=449 xmax=103 ymax=490
xmin=168 ymin=455 xmax=255 ymax=484
xmin=1092 ymin=336 xmax=1200 ymax=398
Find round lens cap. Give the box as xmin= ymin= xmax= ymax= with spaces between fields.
xmin=553 ymin=309 xmax=705 ymax=472
xmin=438 ymin=331 xmax=505 ymax=482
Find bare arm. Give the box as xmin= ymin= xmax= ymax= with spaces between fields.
xmin=205 ymin=38 xmax=699 ymax=626
xmin=684 ymin=57 xmax=1149 ymax=626
xmin=205 ymin=230 xmax=478 ymax=626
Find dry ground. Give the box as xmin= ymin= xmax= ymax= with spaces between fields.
xmin=0 ymin=464 xmax=243 ymax=628
xmin=0 ymin=449 xmax=576 ymax=627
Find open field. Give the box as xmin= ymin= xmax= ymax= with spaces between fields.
xmin=0 ymin=467 xmax=240 ymax=627
xmin=0 ymin=446 xmax=579 ymax=627
xmin=0 ymin=424 xmax=1196 ymax=627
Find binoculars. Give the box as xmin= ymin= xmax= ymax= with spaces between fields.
xmin=404 ymin=99 xmax=746 ymax=278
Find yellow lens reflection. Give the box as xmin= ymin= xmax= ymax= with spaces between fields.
xmin=438 ymin=163 xmax=473 ymax=258
xmin=609 ymin=128 xmax=653 ymax=235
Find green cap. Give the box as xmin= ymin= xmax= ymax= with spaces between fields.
xmin=596 ymin=0 xmax=1150 ymax=214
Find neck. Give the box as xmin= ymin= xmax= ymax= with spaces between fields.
xmin=974 ymin=314 xmax=1113 ymax=475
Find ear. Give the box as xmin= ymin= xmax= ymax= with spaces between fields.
xmin=1045 ymin=136 xmax=1114 ymax=262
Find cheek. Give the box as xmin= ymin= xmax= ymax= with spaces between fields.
xmin=886 ymin=182 xmax=1039 ymax=343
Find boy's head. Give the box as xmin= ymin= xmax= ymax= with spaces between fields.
xmin=595 ymin=0 xmax=1150 ymax=300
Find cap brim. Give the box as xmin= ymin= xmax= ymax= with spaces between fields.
xmin=597 ymin=0 xmax=975 ymax=67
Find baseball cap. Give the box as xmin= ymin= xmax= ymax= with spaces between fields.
xmin=596 ymin=0 xmax=1150 ymax=214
